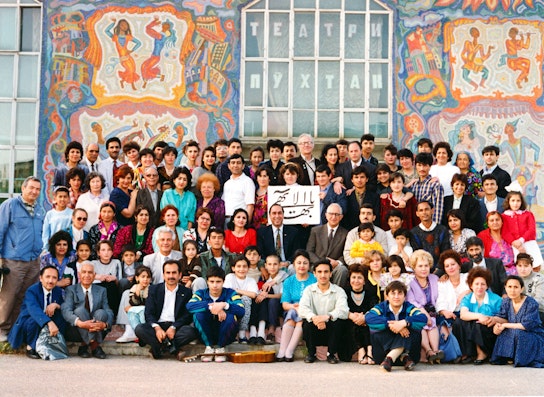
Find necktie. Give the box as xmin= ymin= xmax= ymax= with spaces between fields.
xmin=275 ymin=228 xmax=282 ymax=258
xmin=113 ymin=162 xmax=119 ymax=187
xmin=328 ymin=228 xmax=334 ymax=244
xmin=85 ymin=290 xmax=91 ymax=313
xmin=165 ymin=256 xmax=170 ymax=263
xmin=91 ymin=163 xmax=95 ymax=172
xmin=46 ymin=292 xmax=51 ymax=310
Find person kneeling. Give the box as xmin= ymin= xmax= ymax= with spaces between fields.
xmin=298 ymin=260 xmax=349 ymax=364
xmin=187 ymin=266 xmax=245 ymax=362
xmin=366 ymin=281 xmax=427 ymax=372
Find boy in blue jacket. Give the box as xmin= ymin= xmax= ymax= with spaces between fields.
xmin=187 ymin=266 xmax=244 ymax=362
xmin=366 ymin=280 xmax=427 ymax=372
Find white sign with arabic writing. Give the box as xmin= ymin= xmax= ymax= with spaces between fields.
xmin=267 ymin=185 xmax=321 ymax=225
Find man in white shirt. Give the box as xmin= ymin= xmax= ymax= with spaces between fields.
xmin=221 ymin=154 xmax=255 ymax=225
xmin=134 ymin=261 xmax=197 ymax=360
xmin=143 ymin=229 xmax=182 ymax=284
xmin=478 ymin=174 xmax=505 ymax=222
xmin=292 ymin=133 xmax=319 ymax=186
xmin=97 ymin=137 xmax=124 ymax=192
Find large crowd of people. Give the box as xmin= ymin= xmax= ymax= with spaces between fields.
xmin=1 ymin=133 xmax=544 ymax=369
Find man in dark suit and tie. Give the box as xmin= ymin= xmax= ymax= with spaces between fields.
xmin=257 ymin=204 xmax=302 ymax=268
xmin=8 ymin=265 xmax=65 ymax=359
xmin=135 ymin=260 xmax=198 ymax=360
xmin=291 ymin=134 xmax=321 ymax=186
xmin=136 ymin=166 xmax=163 ymax=228
xmin=306 ymin=204 xmax=349 ymax=289
xmin=480 ymin=145 xmax=511 ymax=198
xmin=61 ymin=262 xmax=114 ymax=359
xmin=464 ymin=236 xmax=507 ymax=296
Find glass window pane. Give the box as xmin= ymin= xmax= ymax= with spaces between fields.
xmin=248 ymin=0 xmax=265 ymax=10
xmin=293 ymin=111 xmax=314 ymax=137
xmin=294 ymin=0 xmax=315 ymax=8
xmin=21 ymin=0 xmax=38 ymax=4
xmin=15 ymin=102 xmax=36 ymax=145
xmin=345 ymin=14 xmax=365 ymax=59
xmin=346 ymin=1 xmax=365 ymax=11
xmin=244 ymin=62 xmax=263 ymax=106
xmin=21 ymin=7 xmax=41 ymax=52
xmin=268 ymin=62 xmax=289 ymax=108
xmin=0 ymin=8 xmax=17 ymax=51
xmin=318 ymin=62 xmax=339 ymax=109
xmin=317 ymin=111 xmax=339 ymax=138
xmin=243 ymin=110 xmax=263 ymax=137
xmin=344 ymin=63 xmax=365 ymax=108
xmin=369 ymin=111 xmax=389 ymax=138
xmin=0 ymin=149 xmax=10 ymax=193
xmin=245 ymin=13 xmax=264 ymax=57
xmin=344 ymin=112 xmax=365 ymax=138
xmin=14 ymin=149 xmax=34 ymax=192
xmin=269 ymin=0 xmax=290 ymax=9
xmin=266 ymin=111 xmax=288 ymax=136
xmin=17 ymin=55 xmax=39 ymax=98
xmin=0 ymin=56 xmax=15 ymax=97
xmin=320 ymin=0 xmax=341 ymax=8
xmin=369 ymin=14 xmax=388 ymax=59
xmin=294 ymin=12 xmax=315 ymax=57
xmin=0 ymin=103 xmax=12 ymax=145
xmin=293 ymin=61 xmax=315 ymax=109
xmin=370 ymin=0 xmax=388 ymax=10
xmin=319 ymin=13 xmax=340 ymax=57
xmin=369 ymin=63 xmax=388 ymax=108
xmin=269 ymin=13 xmax=289 ymax=58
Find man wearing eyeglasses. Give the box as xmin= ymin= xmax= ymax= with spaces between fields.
xmin=306 ymin=203 xmax=349 ymax=289
xmin=136 ymin=166 xmax=163 ymax=228
xmin=83 ymin=143 xmax=101 ymax=172
xmin=291 ymin=134 xmax=321 ymax=186
xmin=66 ymin=208 xmax=89 ymax=249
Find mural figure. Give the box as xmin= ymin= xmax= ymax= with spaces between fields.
xmin=498 ymin=120 xmax=540 ymax=167
xmin=105 ymin=18 xmax=141 ymax=90
xmin=500 ymin=27 xmax=531 ymax=89
xmin=141 ymin=17 xmax=177 ymax=88
xmin=461 ymin=27 xmax=494 ymax=90
xmin=448 ymin=120 xmax=485 ymax=163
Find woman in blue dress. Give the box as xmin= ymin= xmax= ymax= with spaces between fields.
xmin=491 ymin=275 xmax=544 ymax=367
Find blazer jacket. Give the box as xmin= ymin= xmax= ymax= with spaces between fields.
xmin=144 ymin=282 xmax=193 ymax=329
xmin=257 ymin=224 xmax=302 ymax=262
xmin=479 ymin=166 xmax=511 ymax=199
xmin=61 ymin=283 xmax=114 ymax=327
xmin=463 ymin=257 xmax=507 ymax=296
xmin=306 ymin=224 xmax=348 ymax=265
xmin=143 ymin=250 xmax=183 ymax=284
xmin=478 ymin=196 xmax=505 ymax=226
xmin=136 ymin=188 xmax=164 ymax=228
xmin=442 ymin=195 xmax=482 ymax=233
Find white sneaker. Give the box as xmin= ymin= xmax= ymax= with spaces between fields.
xmin=201 ymin=346 xmax=214 ymax=362
xmin=0 ymin=329 xmax=8 ymax=342
xmin=215 ymin=347 xmax=227 ymax=362
xmin=116 ymin=325 xmax=137 ymax=343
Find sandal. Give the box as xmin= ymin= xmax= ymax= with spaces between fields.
xmin=426 ymin=350 xmax=437 ymax=364
xmin=367 ymin=355 xmax=375 ymax=365
xmin=358 ymin=355 xmax=368 ymax=365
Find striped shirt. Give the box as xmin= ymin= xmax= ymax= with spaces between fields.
xmin=411 ymin=175 xmax=444 ymax=224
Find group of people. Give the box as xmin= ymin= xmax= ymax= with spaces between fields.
xmin=1 ymin=132 xmax=543 ymax=369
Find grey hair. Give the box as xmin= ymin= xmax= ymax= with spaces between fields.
xmin=22 ymin=176 xmax=41 ymax=188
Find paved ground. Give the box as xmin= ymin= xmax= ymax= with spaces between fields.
xmin=1 ymin=353 xmax=542 ymax=396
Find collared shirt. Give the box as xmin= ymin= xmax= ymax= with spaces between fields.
xmin=158 ymin=284 xmax=179 ymax=323
xmin=412 ymin=175 xmax=444 ymax=224
xmin=482 ymin=164 xmax=498 ymax=175
xmin=72 ymin=226 xmax=84 ymax=247
xmin=74 ymin=285 xmax=93 ymax=326
xmin=484 ymin=197 xmax=498 ymax=213
xmin=472 ymin=258 xmax=487 ymax=269
xmin=149 ymin=188 xmax=159 ymax=210
xmin=419 ymin=221 xmax=437 ymax=232
xmin=42 ymin=286 xmax=52 ymax=311
xmin=304 ymin=157 xmax=317 ymax=184
xmin=327 ymin=225 xmax=338 ymax=240
xmin=83 ymin=157 xmax=101 ymax=172
xmin=298 ymin=283 xmax=349 ymax=321
xmin=21 ymin=198 xmax=36 ymax=217
xmin=350 ymin=159 xmax=363 ymax=170
xmin=274 ymin=225 xmax=285 ymax=261
xmin=452 ymin=195 xmax=462 ymax=210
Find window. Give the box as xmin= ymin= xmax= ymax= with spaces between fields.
xmin=241 ymin=0 xmax=393 ymax=140
xmin=0 ymin=1 xmax=41 ymax=200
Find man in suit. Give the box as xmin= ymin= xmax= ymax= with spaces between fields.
xmin=66 ymin=208 xmax=89 ymax=249
xmin=257 ymin=204 xmax=302 ymax=268
xmin=480 ymin=145 xmax=511 ymax=198
xmin=291 ymin=133 xmax=321 ymax=186
xmin=343 ymin=165 xmax=380 ymax=230
xmin=136 ymin=166 xmax=163 ymax=228
xmin=306 ymin=204 xmax=349 ymax=289
xmin=97 ymin=137 xmax=124 ymax=192
xmin=336 ymin=141 xmax=377 ymax=190
xmin=83 ymin=143 xmax=101 ymax=172
xmin=464 ymin=236 xmax=507 ymax=296
xmin=135 ymin=260 xmax=198 ymax=360
xmin=199 ymin=229 xmax=236 ymax=279
xmin=143 ymin=228 xmax=182 ymax=284
xmin=8 ymin=266 xmax=65 ymax=359
xmin=315 ymin=165 xmax=347 ymax=225
xmin=61 ymin=262 xmax=114 ymax=359
xmin=478 ymin=174 xmax=505 ymax=223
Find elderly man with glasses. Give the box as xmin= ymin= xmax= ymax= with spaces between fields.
xmin=136 ymin=166 xmax=163 ymax=228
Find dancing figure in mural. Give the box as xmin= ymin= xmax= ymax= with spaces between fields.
xmin=106 ymin=18 xmax=141 ymax=90
xmin=449 ymin=120 xmax=485 ymax=163
xmin=141 ymin=17 xmax=177 ymax=89
xmin=498 ymin=121 xmax=540 ymax=167
xmin=461 ymin=28 xmax=494 ymax=90
xmin=501 ymin=27 xmax=531 ymax=89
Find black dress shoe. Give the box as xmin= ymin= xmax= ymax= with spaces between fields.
xmin=304 ymin=354 xmax=317 ymax=363
xmin=151 ymin=346 xmax=162 ymax=359
xmin=78 ymin=345 xmax=91 ymax=358
xmin=327 ymin=355 xmax=339 ymax=364
xmin=275 ymin=356 xmax=285 ymax=362
xmin=474 ymin=357 xmax=488 ymax=365
xmin=26 ymin=348 xmax=40 ymax=359
xmin=256 ymin=337 xmax=266 ymax=345
xmin=284 ymin=356 xmax=294 ymax=362
xmin=248 ymin=337 xmax=258 ymax=345
xmin=92 ymin=346 xmax=107 ymax=359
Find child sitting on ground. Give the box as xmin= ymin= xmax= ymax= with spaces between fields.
xmin=92 ymin=240 xmax=122 ymax=313
xmin=379 ymin=255 xmax=414 ymax=291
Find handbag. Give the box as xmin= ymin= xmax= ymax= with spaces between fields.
xmin=35 ymin=325 xmax=69 ymax=361
xmin=439 ymin=320 xmax=461 ymax=362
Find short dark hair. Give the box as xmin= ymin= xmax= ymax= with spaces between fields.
xmin=352 ymin=165 xmax=369 ymax=178
xmin=64 ymin=141 xmax=83 ymax=160
xmin=249 ymin=146 xmax=265 ymax=160
xmin=313 ymin=259 xmax=333 ymax=272
xmin=48 ymin=230 xmax=73 ymax=257
xmin=96 ymin=239 xmax=114 ymax=252
xmin=267 ymin=139 xmax=284 ymax=152
xmin=417 ymin=138 xmax=433 ymax=150
xmin=386 ymin=209 xmax=404 ymax=221
xmin=123 ymin=141 xmax=141 ymax=153
xmin=163 ymin=259 xmax=181 ymax=273
xmin=360 ymin=134 xmax=375 ymax=143
xmin=393 ymin=228 xmax=411 ymax=239
xmin=336 ymin=139 xmax=349 ymax=146
xmin=152 ymin=141 xmax=168 ymax=150
xmin=515 ymin=253 xmax=533 ymax=267
xmin=171 ymin=167 xmax=192 ymax=191
xmin=106 ymin=137 xmax=121 ymax=150
xmin=243 ymin=245 xmax=261 ymax=256
xmin=234 ymin=255 xmax=250 ymax=268
xmin=450 ymin=173 xmax=468 ymax=187
xmin=283 ymin=141 xmax=297 ymax=152
xmin=349 ymin=263 xmax=368 ymax=278
xmin=292 ymin=249 xmax=310 ymax=263
xmin=467 ymin=267 xmax=492 ymax=290
xmin=76 ymin=239 xmax=92 ymax=251
xmin=376 ymin=163 xmax=391 ymax=175
xmin=386 ymin=255 xmax=407 ymax=273
xmin=228 ymin=138 xmax=243 ymax=148
xmin=397 ymin=148 xmax=414 ymax=159
xmin=505 ymin=275 xmax=524 ymax=288
xmin=162 ymin=146 xmax=179 ymax=158
xmin=384 ymin=144 xmax=398 ymax=155
xmin=316 ymin=164 xmax=332 ymax=176
xmin=438 ymin=249 xmax=462 ymax=272
xmin=481 ymin=174 xmax=497 ymax=184
xmin=207 ymin=265 xmax=226 ymax=280
xmin=389 ymin=171 xmax=405 ymax=184
xmin=417 ymin=200 xmax=434 ymax=210
xmin=415 ymin=153 xmax=434 ymax=166
xmin=465 ymin=236 xmax=484 ymax=249
xmin=139 ymin=148 xmax=155 ymax=159
xmin=358 ymin=222 xmax=375 ymax=233
xmin=228 ymin=153 xmax=244 ymax=163
xmin=183 ymin=140 xmax=200 ymax=155
xmin=121 ymin=244 xmax=137 ymax=257
xmin=214 ymin=139 xmax=228 ymax=149
xmin=208 ymin=228 xmax=226 ymax=238
xmin=66 ymin=167 xmax=86 ymax=185
xmin=40 ymin=265 xmax=59 ymax=277
xmin=432 ymin=141 xmax=453 ymax=161
xmin=482 ymin=145 xmax=500 ymax=155
xmin=447 ymin=209 xmax=467 ymax=229
xmin=385 ymin=280 xmax=407 ymax=295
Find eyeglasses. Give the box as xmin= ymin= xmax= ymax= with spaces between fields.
xmin=326 ymin=213 xmax=342 ymax=217
xmin=145 ymin=174 xmax=158 ymax=177
xmin=299 ymin=141 xmax=313 ymax=146
xmin=89 ymin=150 xmax=99 ymax=153
xmin=76 ymin=217 xmax=88 ymax=221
